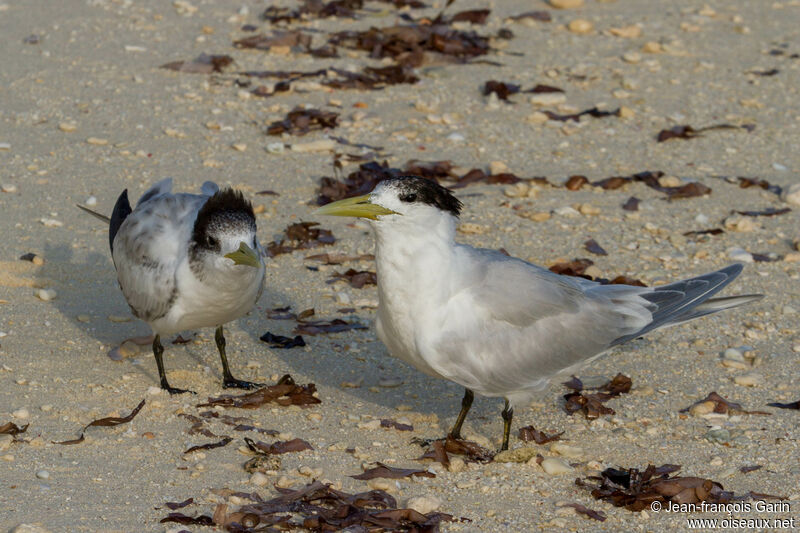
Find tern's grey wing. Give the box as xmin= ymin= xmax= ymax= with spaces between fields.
xmin=427 ymin=248 xmax=654 ymax=395
xmin=111 ymin=192 xmax=205 ymax=324
xmin=201 ymin=181 xmax=219 ymax=196
xmin=136 ymin=177 xmax=173 ymax=207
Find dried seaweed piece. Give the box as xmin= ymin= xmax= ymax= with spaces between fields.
xmin=683 ymin=228 xmax=724 ymax=238
xmin=737 ymin=177 xmax=782 ymax=195
xmin=562 ymin=374 xmax=632 ymax=419
xmin=380 ymin=418 xmax=414 ymax=431
xmin=235 ymin=30 xmax=313 ymax=51
xmin=199 ymin=375 xmax=321 ymax=408
xmin=53 ymin=399 xmax=146 ymax=445
xmin=294 ymin=318 xmax=367 ymax=335
xmin=681 ymin=391 xmax=771 ymax=415
xmin=225 ymin=480 xmax=458 ymax=531
xmin=752 ymin=252 xmax=780 ymax=262
xmin=593 ymin=176 xmax=629 ymax=190
xmin=160 ymin=54 xmax=233 ymax=74
xmin=482 ymin=80 xmax=520 ymax=101
xmin=749 ymin=68 xmax=779 ymax=76
xmin=735 ymin=207 xmax=790 ymax=217
xmin=608 ymin=276 xmax=647 ymax=287
xmin=351 ymin=463 xmax=435 ymax=480
xmin=179 ymin=413 xmax=220 ymax=438
xmin=305 ymin=252 xmax=375 ymax=264
xmin=245 ymin=436 xmax=314 ymax=455
xmin=417 ymin=436 xmax=494 ymax=464
xmin=327 ymin=20 xmax=491 ymax=65
xmin=584 ymin=239 xmax=608 ymax=256
xmin=171 ymin=334 xmax=194 ymax=344
xmin=159 ymin=513 xmax=214 ymax=526
xmin=164 ymin=498 xmax=194 ymax=510
xmin=260 ymin=332 xmax=307 ymax=349
xmin=328 ymin=268 xmax=377 ymax=289
xmin=199 ymin=412 xmax=279 ymax=435
xmin=0 ymin=422 xmax=29 ymax=435
xmin=549 ymin=258 xmax=594 ymax=279
xmin=184 ymin=437 xmax=233 ymax=455
xmin=267 ymin=107 xmax=339 ymax=136
xmin=740 ymin=465 xmax=763 ymax=473
xmin=317 ymin=160 xmax=399 ymax=205
xmin=508 ymin=11 xmax=551 ymax=22
xmin=266 ymin=222 xmax=335 ymax=257
xmin=576 ymin=463 xmax=784 ymax=512
xmin=667 ymin=182 xmax=712 ymax=200
xmin=656 ymin=123 xmax=754 ymax=142
xmin=325 ymin=65 xmax=420 ymax=89
xmin=558 ymin=502 xmax=607 ymax=521
xmin=450 ymin=9 xmax=490 ymax=24
xmin=622 ymin=196 xmax=640 ymax=211
xmin=768 ymin=400 xmax=800 ymax=409
xmin=518 ymin=426 xmax=563 ymax=444
xmin=261 ymin=0 xmax=364 ymax=23
xmin=266 ymin=306 xmax=315 ymax=320
xmin=526 ymin=84 xmax=564 ymax=93
xmin=544 ymin=107 xmax=619 ymax=122
xmin=565 ymin=175 xmax=589 ymax=190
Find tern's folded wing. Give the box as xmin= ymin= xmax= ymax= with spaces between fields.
xmin=111 ymin=194 xmax=204 ymax=322
xmin=426 ymin=249 xmax=653 ymax=392
xmin=458 ymin=249 xmax=588 ymax=327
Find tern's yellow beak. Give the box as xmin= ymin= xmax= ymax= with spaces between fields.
xmin=224 ymin=242 xmax=261 ymax=268
xmin=313 ymin=194 xmax=399 ymax=220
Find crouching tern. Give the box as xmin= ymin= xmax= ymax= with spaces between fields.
xmin=316 ymin=176 xmax=763 ymax=450
xmin=80 ymin=179 xmax=265 ymax=394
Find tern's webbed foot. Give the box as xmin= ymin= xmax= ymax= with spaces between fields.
xmin=162 ymin=383 xmax=196 ymax=395
xmin=223 ymin=378 xmax=264 ymax=390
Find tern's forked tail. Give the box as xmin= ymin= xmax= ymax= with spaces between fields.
xmin=610 ymin=264 xmax=763 ymax=346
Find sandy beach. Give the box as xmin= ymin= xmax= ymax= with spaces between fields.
xmin=1 ymin=0 xmax=799 ymax=531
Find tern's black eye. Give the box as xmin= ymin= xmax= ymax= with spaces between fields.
xmin=400 ymin=193 xmax=417 ymax=203
xmin=207 ymin=236 xmax=218 ymax=248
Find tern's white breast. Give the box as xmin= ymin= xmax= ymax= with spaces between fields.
xmin=151 ymin=258 xmax=264 ymax=334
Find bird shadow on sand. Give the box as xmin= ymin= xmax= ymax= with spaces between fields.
xmin=235 ymin=294 xmax=503 ymax=438
xmin=40 ymin=239 xmax=503 ymax=431
xmin=38 ymin=242 xmax=288 ymax=387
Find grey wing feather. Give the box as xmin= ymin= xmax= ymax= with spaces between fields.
xmin=433 ymin=252 xmax=759 ymax=396
xmin=136 ymin=177 xmax=173 ymax=206
xmin=201 ymin=181 xmax=219 ymax=196
xmin=430 ymin=249 xmax=651 ymax=393
xmin=610 ymin=264 xmax=760 ymax=346
xmin=76 ymin=204 xmax=111 ymax=224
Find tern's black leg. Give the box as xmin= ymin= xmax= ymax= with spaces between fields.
xmin=215 ymin=325 xmax=263 ymax=390
xmin=448 ymin=388 xmax=474 ymax=440
xmin=500 ymin=400 xmax=514 ymax=451
xmin=153 ymin=334 xmax=193 ymax=395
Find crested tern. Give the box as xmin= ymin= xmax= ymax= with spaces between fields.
xmin=80 ymin=178 xmax=265 ymax=394
xmin=316 ymin=176 xmax=763 ymax=450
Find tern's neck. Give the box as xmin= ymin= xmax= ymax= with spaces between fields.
xmin=372 ymin=213 xmax=458 ymax=298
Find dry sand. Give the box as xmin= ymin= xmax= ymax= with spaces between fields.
xmin=1 ymin=0 xmax=799 ymax=531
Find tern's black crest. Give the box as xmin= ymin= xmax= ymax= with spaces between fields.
xmin=385 ymin=176 xmax=462 ymax=217
xmin=192 ymin=188 xmax=256 ymax=251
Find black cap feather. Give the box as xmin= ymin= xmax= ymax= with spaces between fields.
xmin=192 ymin=188 xmax=256 ymax=249
xmin=384 ymin=176 xmax=462 ymax=217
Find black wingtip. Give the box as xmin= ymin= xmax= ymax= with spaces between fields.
xmin=109 ymin=189 xmax=132 ymax=253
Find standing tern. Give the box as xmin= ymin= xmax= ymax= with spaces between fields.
xmin=80 ymin=178 xmax=265 ymax=394
xmin=316 ymin=176 xmax=763 ymax=450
